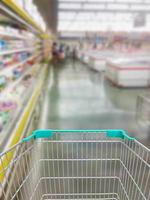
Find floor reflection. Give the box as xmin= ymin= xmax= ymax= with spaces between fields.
xmin=46 ymin=59 xmax=150 ymax=147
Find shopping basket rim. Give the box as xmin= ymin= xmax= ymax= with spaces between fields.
xmin=1 ymin=129 xmax=150 ymax=156
xmin=22 ymin=129 xmax=134 ymax=142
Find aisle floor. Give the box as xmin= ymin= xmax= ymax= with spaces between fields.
xmin=43 ymin=59 xmax=150 ymax=147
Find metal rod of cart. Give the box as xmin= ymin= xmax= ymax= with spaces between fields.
xmin=0 ymin=129 xmax=149 ymax=200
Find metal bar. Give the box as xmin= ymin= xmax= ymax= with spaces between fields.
xmin=59 ymin=8 xmax=150 ymax=13
xmin=39 ymin=158 xmax=120 ymax=161
xmin=120 ymin=160 xmax=147 ymax=200
xmin=59 ymin=0 xmax=150 ymax=6
xmin=1 ymin=0 xmax=43 ymax=33
xmin=38 ymin=139 xmax=150 ymax=152
xmin=0 ymin=47 xmax=34 ymax=56
xmin=42 ymin=192 xmax=119 ymax=195
xmin=40 ymin=176 xmax=125 ymax=180
xmin=37 ymin=140 xmax=120 ymax=143
xmin=0 ymin=3 xmax=37 ymax=34
xmin=58 ymin=19 xmax=132 ymax=22
xmin=138 ymin=95 xmax=150 ymax=104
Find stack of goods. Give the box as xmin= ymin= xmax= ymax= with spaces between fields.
xmin=0 ymin=54 xmax=38 ymax=92
xmin=0 ymin=52 xmax=31 ymax=69
xmin=0 ymin=93 xmax=18 ymax=132
xmin=0 ymin=63 xmax=40 ymax=133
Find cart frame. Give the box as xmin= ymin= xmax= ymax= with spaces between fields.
xmin=0 ymin=129 xmax=149 ymax=200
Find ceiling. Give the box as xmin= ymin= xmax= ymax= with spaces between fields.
xmin=33 ymin=0 xmax=150 ymax=33
xmin=33 ymin=0 xmax=58 ymax=33
xmin=58 ymin=0 xmax=150 ymax=32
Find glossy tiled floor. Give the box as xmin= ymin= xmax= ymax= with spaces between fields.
xmin=44 ymin=59 xmax=150 ymax=147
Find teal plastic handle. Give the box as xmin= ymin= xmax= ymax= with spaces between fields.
xmin=22 ymin=130 xmax=54 ymax=142
xmin=22 ymin=129 xmax=134 ymax=142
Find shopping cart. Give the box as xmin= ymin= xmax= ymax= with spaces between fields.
xmin=0 ymin=129 xmax=149 ymax=200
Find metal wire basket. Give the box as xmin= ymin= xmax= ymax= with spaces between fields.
xmin=0 ymin=129 xmax=149 ymax=200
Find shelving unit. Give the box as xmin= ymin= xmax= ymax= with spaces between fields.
xmin=1 ymin=0 xmax=44 ymax=34
xmin=1 ymin=55 xmax=41 ymax=92
xmin=0 ymin=1 xmax=52 ymax=152
xmin=0 ymin=47 xmax=35 ymax=56
xmin=1 ymin=62 xmax=45 ymax=149
xmin=0 ymin=31 xmax=32 ymax=40
xmin=0 ymin=2 xmax=52 ymax=192
xmin=0 ymin=54 xmax=36 ymax=76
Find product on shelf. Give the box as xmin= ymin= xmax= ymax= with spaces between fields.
xmin=12 ymin=67 xmax=22 ymax=80
xmin=0 ymin=76 xmax=7 ymax=90
xmin=22 ymin=74 xmax=32 ymax=87
xmin=0 ymin=52 xmax=32 ymax=72
xmin=0 ymin=112 xmax=9 ymax=132
xmin=0 ymin=100 xmax=17 ymax=112
xmin=0 ymin=92 xmax=18 ymax=132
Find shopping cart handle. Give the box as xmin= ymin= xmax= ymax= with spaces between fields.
xmin=106 ymin=130 xmax=134 ymax=140
xmin=22 ymin=129 xmax=134 ymax=142
xmin=22 ymin=130 xmax=53 ymax=142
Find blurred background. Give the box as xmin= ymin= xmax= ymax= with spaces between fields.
xmin=0 ymin=0 xmax=150 ymax=151
xmin=0 ymin=1 xmax=150 ymax=200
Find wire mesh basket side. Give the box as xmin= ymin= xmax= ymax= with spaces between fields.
xmin=0 ymin=141 xmax=41 ymax=200
xmin=118 ymin=139 xmax=150 ymax=200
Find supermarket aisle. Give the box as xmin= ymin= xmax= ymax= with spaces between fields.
xmin=43 ymin=59 xmax=150 ymax=146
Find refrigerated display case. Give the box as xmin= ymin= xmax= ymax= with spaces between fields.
xmin=89 ymin=51 xmax=120 ymax=71
xmin=0 ymin=1 xmax=51 ymax=151
xmin=106 ymin=57 xmax=150 ymax=87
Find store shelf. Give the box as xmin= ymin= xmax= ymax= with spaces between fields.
xmin=0 ymin=64 xmax=47 ymax=182
xmin=2 ymin=0 xmax=43 ymax=34
xmin=0 ymin=54 xmax=36 ymax=76
xmin=0 ymin=31 xmax=33 ymax=40
xmin=0 ymin=55 xmax=42 ymax=96
xmin=0 ymin=0 xmax=51 ymax=188
xmin=0 ymin=47 xmax=34 ymax=56
xmin=0 ymin=60 xmax=42 ymax=144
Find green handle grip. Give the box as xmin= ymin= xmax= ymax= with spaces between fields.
xmin=22 ymin=129 xmax=134 ymax=143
